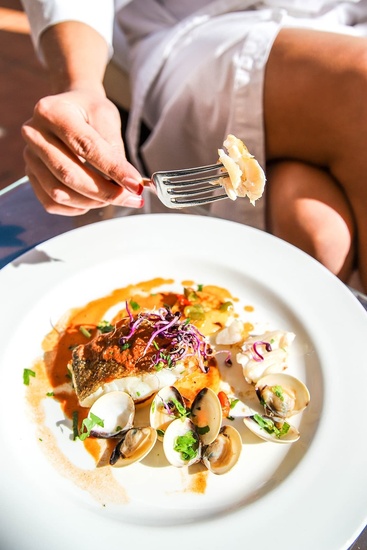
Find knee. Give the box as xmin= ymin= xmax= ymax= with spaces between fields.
xmin=265 ymin=160 xmax=356 ymax=279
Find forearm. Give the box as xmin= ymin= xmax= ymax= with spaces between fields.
xmin=39 ymin=21 xmax=109 ymax=94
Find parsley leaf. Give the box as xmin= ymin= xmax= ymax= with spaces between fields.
xmin=77 ymin=413 xmax=104 ymax=441
xmin=196 ymin=425 xmax=210 ymax=435
xmin=97 ymin=320 xmax=114 ymax=333
xmin=174 ymin=431 xmax=199 ymax=461
xmin=169 ymin=398 xmax=190 ymax=418
xmin=129 ymin=300 xmax=140 ymax=311
xmin=253 ymin=414 xmax=290 ymax=438
xmin=271 ymin=385 xmax=285 ymax=401
xmin=23 ymin=368 xmax=36 ymax=385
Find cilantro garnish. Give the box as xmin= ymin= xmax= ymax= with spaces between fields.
xmin=253 ymin=414 xmax=290 ymax=438
xmin=77 ymin=413 xmax=104 ymax=441
xmin=129 ymin=300 xmax=140 ymax=311
xmin=196 ymin=425 xmax=210 ymax=436
xmin=169 ymin=398 xmax=190 ymax=418
xmin=230 ymin=398 xmax=239 ymax=409
xmin=23 ymin=368 xmax=36 ymax=385
xmin=72 ymin=411 xmax=79 ymax=440
xmin=97 ymin=320 xmax=114 ymax=333
xmin=219 ymin=301 xmax=233 ymax=312
xmin=271 ymin=385 xmax=285 ymax=401
xmin=174 ymin=431 xmax=199 ymax=461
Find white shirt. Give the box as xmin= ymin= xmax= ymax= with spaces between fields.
xmin=20 ymin=0 xmax=366 ymax=175
xmin=21 ymin=0 xmax=362 ymax=60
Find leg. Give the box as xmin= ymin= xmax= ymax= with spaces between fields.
xmin=264 ymin=28 xmax=367 ymax=290
xmin=266 ymin=160 xmax=355 ymax=281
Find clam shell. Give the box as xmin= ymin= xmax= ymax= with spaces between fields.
xmin=149 ymin=386 xmax=186 ymax=441
xmin=255 ymin=373 xmax=310 ymax=419
xmin=190 ymin=387 xmax=222 ymax=445
xmin=202 ymin=425 xmax=242 ymax=475
xmin=110 ymin=427 xmax=157 ymax=467
xmin=243 ymin=414 xmax=300 ymax=444
xmin=88 ymin=390 xmax=135 ymax=438
xmin=163 ymin=418 xmax=201 ymax=468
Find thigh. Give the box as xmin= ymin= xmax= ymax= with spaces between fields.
xmin=264 ymin=27 xmax=367 ymax=169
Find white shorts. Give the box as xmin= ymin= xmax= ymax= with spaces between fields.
xmin=117 ymin=0 xmax=367 ymax=226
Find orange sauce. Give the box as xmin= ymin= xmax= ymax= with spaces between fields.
xmin=26 ymin=277 xmax=244 ymax=503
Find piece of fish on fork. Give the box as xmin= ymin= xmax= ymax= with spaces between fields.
xmin=149 ymin=163 xmax=229 ymax=208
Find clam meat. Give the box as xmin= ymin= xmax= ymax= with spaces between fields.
xmin=202 ymin=425 xmax=242 ymax=475
xmin=110 ymin=427 xmax=157 ymax=467
xmin=255 ymin=373 xmax=310 ymax=420
xmin=243 ymin=414 xmax=300 ymax=444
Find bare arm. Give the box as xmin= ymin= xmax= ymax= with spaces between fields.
xmin=22 ymin=21 xmax=143 ymax=215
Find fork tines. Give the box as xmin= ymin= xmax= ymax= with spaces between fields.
xmin=153 ymin=162 xmax=229 ymax=207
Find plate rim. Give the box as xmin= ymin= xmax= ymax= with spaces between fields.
xmin=0 ymin=213 xmax=366 ymax=550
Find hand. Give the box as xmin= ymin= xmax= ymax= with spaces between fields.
xmin=22 ymin=89 xmax=144 ymax=215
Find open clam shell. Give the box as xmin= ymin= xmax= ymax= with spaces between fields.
xmin=202 ymin=425 xmax=242 ymax=475
xmin=88 ymin=390 xmax=135 ymax=438
xmin=149 ymin=386 xmax=186 ymax=441
xmin=110 ymin=427 xmax=157 ymax=467
xmin=163 ymin=417 xmax=201 ymax=468
xmin=243 ymin=414 xmax=300 ymax=444
xmin=190 ymin=387 xmax=223 ymax=446
xmin=255 ymin=373 xmax=310 ymax=420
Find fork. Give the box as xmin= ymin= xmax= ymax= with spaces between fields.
xmin=1 ymin=163 xmax=230 ymax=208
xmin=149 ymin=163 xmax=229 ymax=208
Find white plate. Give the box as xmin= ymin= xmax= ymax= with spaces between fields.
xmin=0 ymin=213 xmax=366 ymax=550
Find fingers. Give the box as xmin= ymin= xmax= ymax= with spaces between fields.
xmin=23 ymin=123 xmax=121 ymax=202
xmin=26 ymin=159 xmax=144 ymax=216
xmin=21 ymin=91 xmax=145 ymax=215
xmin=32 ymin=94 xmax=142 ymax=192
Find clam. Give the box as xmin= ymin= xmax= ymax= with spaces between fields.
xmin=110 ymin=427 xmax=157 ymax=467
xmin=88 ymin=390 xmax=135 ymax=438
xmin=163 ymin=417 xmax=202 ymax=468
xmin=149 ymin=386 xmax=187 ymax=441
xmin=202 ymin=425 xmax=242 ymax=475
xmin=255 ymin=373 xmax=310 ymax=420
xmin=190 ymin=387 xmax=223 ymax=445
xmin=243 ymin=414 xmax=300 ymax=444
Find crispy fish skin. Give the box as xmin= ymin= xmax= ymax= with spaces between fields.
xmin=69 ymin=318 xmax=204 ymax=407
xmin=70 ymin=319 xmax=162 ymax=406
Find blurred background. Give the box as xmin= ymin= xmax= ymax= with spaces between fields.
xmin=0 ymin=0 xmax=50 ymax=192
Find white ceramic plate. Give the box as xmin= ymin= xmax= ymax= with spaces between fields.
xmin=0 ymin=213 xmax=366 ymax=550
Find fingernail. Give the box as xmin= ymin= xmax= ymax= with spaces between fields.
xmin=123 ymin=193 xmax=144 ymax=208
xmin=124 ymin=177 xmax=143 ymax=194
